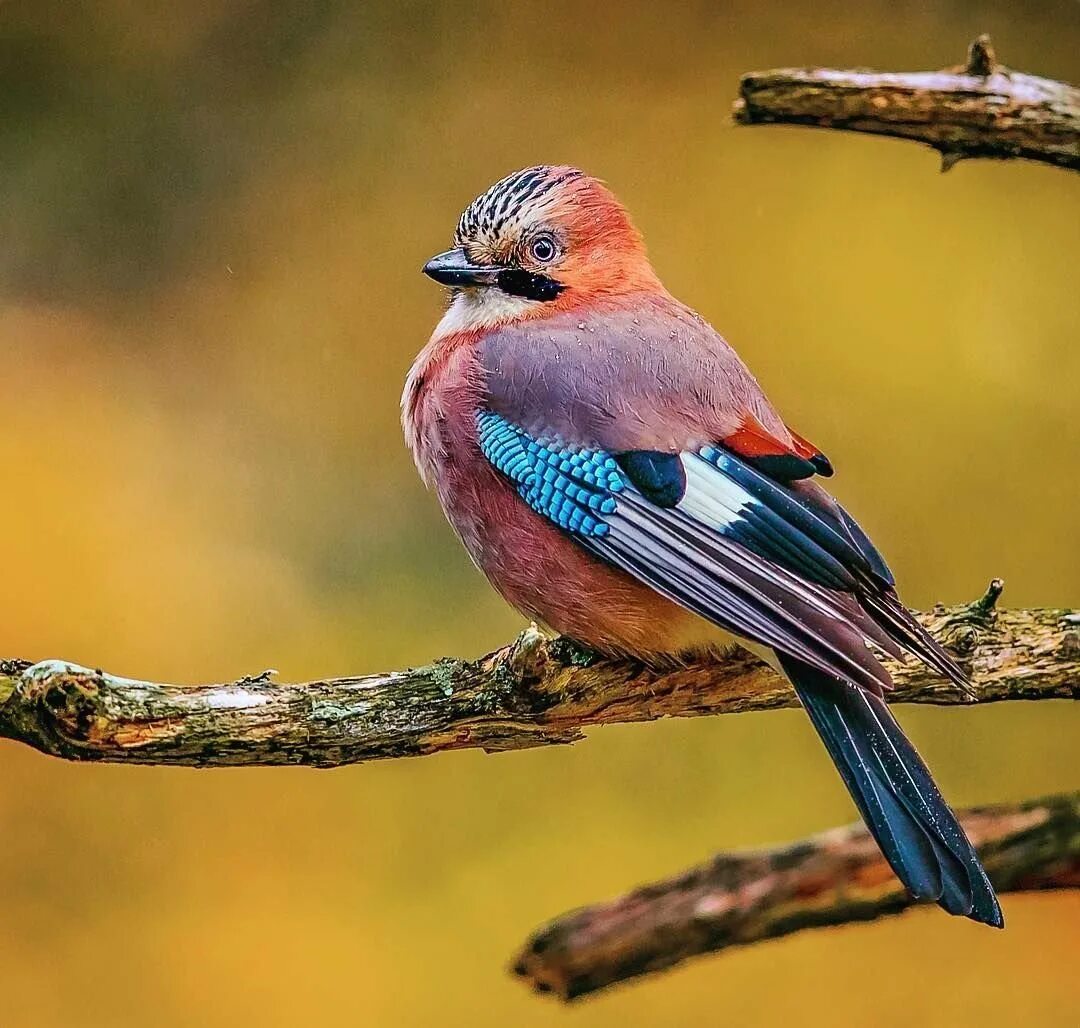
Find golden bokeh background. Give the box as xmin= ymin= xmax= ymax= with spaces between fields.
xmin=2 ymin=2 xmax=1078 ymax=1025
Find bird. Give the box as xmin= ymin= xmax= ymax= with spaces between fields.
xmin=403 ymin=165 xmax=1002 ymax=927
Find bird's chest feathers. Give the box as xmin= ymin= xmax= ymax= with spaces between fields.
xmin=402 ymin=331 xmax=480 ymax=489
xmin=403 ymin=329 xmax=517 ymax=560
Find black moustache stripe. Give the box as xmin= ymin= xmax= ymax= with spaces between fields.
xmin=496 ymin=269 xmax=564 ymax=302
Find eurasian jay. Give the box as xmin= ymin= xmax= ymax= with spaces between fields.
xmin=404 ymin=165 xmax=1002 ymax=927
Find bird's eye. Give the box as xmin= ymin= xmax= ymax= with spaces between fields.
xmin=529 ymin=236 xmax=557 ymax=263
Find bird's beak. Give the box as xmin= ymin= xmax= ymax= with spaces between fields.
xmin=422 ymin=248 xmax=502 ymax=288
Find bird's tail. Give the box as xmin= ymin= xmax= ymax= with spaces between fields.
xmin=778 ymin=654 xmax=1003 ymax=927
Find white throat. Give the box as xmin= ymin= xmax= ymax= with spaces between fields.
xmin=432 ymin=288 xmax=541 ymax=337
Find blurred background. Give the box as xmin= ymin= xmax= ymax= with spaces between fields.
xmin=1 ymin=1 xmax=1078 ymax=1025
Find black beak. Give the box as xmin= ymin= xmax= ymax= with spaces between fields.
xmin=422 ymin=248 xmax=503 ymax=288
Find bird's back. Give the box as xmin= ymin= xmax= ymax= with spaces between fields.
xmin=477 ymin=290 xmax=791 ymax=457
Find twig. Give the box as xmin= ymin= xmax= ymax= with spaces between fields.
xmin=733 ymin=35 xmax=1080 ymax=172
xmin=512 ymin=791 xmax=1080 ymax=1001
xmin=0 ymin=582 xmax=1076 ymax=767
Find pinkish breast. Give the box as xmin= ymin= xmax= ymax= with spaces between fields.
xmin=402 ymin=330 xmax=732 ymax=661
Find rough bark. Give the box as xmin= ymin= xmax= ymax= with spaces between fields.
xmin=733 ymin=36 xmax=1080 ymax=172
xmin=0 ymin=581 xmax=1076 ymax=767
xmin=512 ymin=792 xmax=1080 ymax=1001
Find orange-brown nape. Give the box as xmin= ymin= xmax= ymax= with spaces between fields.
xmin=507 ymin=166 xmax=664 ymax=303
xmin=425 ymin=165 xmax=664 ymax=327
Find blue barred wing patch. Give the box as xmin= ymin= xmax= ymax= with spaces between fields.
xmin=476 ymin=411 xmax=625 ymax=536
xmin=475 ymin=411 xmax=886 ymax=590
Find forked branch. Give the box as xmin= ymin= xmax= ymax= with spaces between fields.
xmin=733 ymin=35 xmax=1080 ymax=171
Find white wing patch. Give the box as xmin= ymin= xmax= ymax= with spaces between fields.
xmin=676 ymin=452 xmax=757 ymax=530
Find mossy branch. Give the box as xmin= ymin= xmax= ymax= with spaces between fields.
xmin=3 ymin=585 xmax=1076 ymax=999
xmin=0 ymin=582 xmax=1076 ymax=767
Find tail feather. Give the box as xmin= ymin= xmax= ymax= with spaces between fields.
xmin=779 ymin=654 xmax=1003 ymax=928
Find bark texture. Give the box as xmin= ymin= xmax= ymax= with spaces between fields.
xmin=512 ymin=792 xmax=1080 ymax=1001
xmin=733 ymin=36 xmax=1080 ymax=171
xmin=0 ymin=582 xmax=1076 ymax=767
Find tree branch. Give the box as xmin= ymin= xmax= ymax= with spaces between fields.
xmin=733 ymin=35 xmax=1080 ymax=172
xmin=0 ymin=582 xmax=1076 ymax=766
xmin=511 ymin=791 xmax=1080 ymax=1001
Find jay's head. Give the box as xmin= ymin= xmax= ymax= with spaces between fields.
xmin=423 ymin=166 xmax=662 ymax=329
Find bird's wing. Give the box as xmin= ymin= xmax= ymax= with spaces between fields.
xmin=475 ymin=411 xmax=966 ymax=694
xmin=474 ymin=413 xmax=996 ymax=926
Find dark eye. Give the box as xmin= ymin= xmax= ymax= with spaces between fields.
xmin=529 ymin=236 xmax=557 ymax=263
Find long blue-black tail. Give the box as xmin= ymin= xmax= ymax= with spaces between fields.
xmin=779 ymin=654 xmax=1003 ymax=927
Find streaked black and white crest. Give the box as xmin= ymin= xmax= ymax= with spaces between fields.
xmin=454 ymin=166 xmax=584 ymax=248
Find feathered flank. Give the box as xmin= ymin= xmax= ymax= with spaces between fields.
xmin=408 ymin=165 xmax=1002 ymax=927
